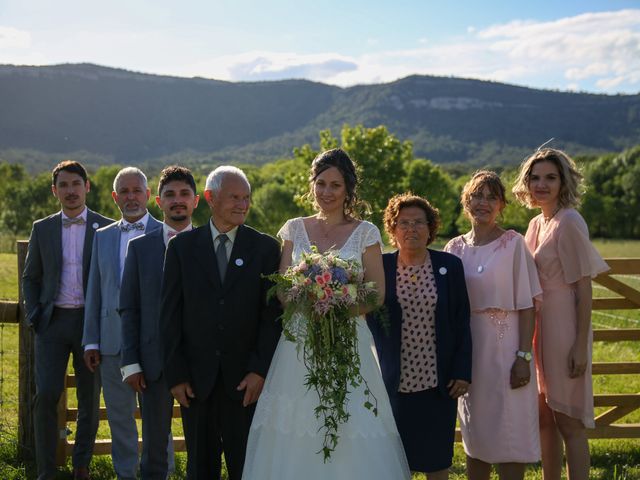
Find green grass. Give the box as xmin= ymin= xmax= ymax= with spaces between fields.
xmin=1 ymin=240 xmax=639 ymax=479
xmin=0 ymin=253 xmax=18 ymax=301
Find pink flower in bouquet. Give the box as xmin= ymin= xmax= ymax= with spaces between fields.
xmin=315 ymin=271 xmax=332 ymax=286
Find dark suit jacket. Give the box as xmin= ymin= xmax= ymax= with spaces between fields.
xmin=22 ymin=209 xmax=114 ymax=331
xmin=367 ymin=249 xmax=472 ymax=398
xmin=119 ymin=227 xmax=167 ymax=382
xmin=160 ymin=223 xmax=282 ymax=401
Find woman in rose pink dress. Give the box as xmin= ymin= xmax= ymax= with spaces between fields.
xmin=513 ymin=148 xmax=609 ymax=480
xmin=445 ymin=171 xmax=542 ymax=480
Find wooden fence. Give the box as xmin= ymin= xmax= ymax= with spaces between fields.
xmin=1 ymin=242 xmax=639 ymax=465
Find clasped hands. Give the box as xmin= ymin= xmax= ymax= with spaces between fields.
xmin=170 ymin=372 xmax=265 ymax=408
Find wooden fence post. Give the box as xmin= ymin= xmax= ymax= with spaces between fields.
xmin=17 ymin=240 xmax=36 ymax=461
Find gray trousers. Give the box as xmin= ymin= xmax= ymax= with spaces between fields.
xmin=101 ymin=354 xmax=139 ymax=480
xmin=140 ymin=373 xmax=175 ymax=479
xmin=34 ymin=307 xmax=100 ymax=480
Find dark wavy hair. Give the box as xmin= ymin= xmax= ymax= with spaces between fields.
xmin=308 ymin=148 xmax=369 ymax=218
xmin=158 ymin=165 xmax=197 ymax=195
xmin=52 ymin=160 xmax=88 ymax=185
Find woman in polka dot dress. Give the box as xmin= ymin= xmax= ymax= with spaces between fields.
xmin=368 ymin=193 xmax=471 ymax=480
xmin=444 ymin=171 xmax=543 ymax=480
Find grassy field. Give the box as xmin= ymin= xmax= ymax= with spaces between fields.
xmin=0 ymin=240 xmax=639 ymax=479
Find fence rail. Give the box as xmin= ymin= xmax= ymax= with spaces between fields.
xmin=1 ymin=244 xmax=639 ymax=464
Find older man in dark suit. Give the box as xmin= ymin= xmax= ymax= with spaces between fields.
xmin=119 ymin=166 xmax=200 ymax=479
xmin=22 ymin=160 xmax=113 ymax=480
xmin=160 ymin=166 xmax=281 ymax=480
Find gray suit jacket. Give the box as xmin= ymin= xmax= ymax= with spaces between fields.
xmin=22 ymin=209 xmax=114 ymax=332
xmin=119 ymin=227 xmax=166 ymax=381
xmin=82 ymin=215 xmax=162 ymax=355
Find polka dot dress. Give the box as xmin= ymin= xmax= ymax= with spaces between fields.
xmin=397 ymin=256 xmax=438 ymax=393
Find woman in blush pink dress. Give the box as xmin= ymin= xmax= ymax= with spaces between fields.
xmin=513 ymin=148 xmax=609 ymax=480
xmin=444 ymin=171 xmax=542 ymax=480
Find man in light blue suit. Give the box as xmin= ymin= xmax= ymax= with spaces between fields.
xmin=82 ymin=167 xmax=162 ymax=480
xmin=120 ymin=165 xmax=199 ymax=479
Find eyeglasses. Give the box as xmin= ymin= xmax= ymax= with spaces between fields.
xmin=396 ymin=219 xmax=428 ymax=230
xmin=469 ymin=192 xmax=499 ymax=203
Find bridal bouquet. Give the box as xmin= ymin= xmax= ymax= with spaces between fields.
xmin=266 ymin=246 xmax=381 ymax=461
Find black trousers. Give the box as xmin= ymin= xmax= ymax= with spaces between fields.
xmin=34 ymin=307 xmax=100 ymax=480
xmin=181 ymin=373 xmax=255 ymax=480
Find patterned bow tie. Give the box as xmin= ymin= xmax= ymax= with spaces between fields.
xmin=120 ymin=222 xmax=145 ymax=232
xmin=62 ymin=216 xmax=86 ymax=228
xmin=167 ymin=230 xmax=178 ymax=239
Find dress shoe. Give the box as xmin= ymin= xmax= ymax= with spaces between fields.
xmin=73 ymin=466 xmax=90 ymax=480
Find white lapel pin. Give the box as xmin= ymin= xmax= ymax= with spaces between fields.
xmin=235 ymin=258 xmax=244 ymax=267
xmin=439 ymin=267 xmax=447 ymax=275
xmin=92 ymin=222 xmax=99 ymax=229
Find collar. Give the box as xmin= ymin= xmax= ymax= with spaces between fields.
xmin=121 ymin=211 xmax=149 ymax=228
xmin=163 ymin=222 xmax=193 ymax=239
xmin=61 ymin=206 xmax=88 ymax=221
xmin=209 ymin=219 xmax=239 ymax=244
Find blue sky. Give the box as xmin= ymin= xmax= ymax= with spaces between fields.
xmin=1 ymin=0 xmax=639 ymax=93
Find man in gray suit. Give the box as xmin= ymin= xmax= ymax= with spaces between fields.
xmin=120 ymin=165 xmax=199 ymax=479
xmin=82 ymin=167 xmax=162 ymax=480
xmin=23 ymin=160 xmax=113 ymax=480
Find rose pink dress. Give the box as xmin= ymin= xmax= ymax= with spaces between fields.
xmin=525 ymin=208 xmax=609 ymax=428
xmin=445 ymin=230 xmax=542 ymax=463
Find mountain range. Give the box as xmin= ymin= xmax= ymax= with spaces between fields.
xmin=0 ymin=63 xmax=638 ymax=169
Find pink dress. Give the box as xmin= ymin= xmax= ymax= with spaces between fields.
xmin=524 ymin=208 xmax=609 ymax=428
xmin=445 ymin=231 xmax=542 ymax=463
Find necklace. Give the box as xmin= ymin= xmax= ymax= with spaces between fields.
xmin=316 ymin=217 xmax=346 ymax=238
xmin=543 ymin=206 xmax=561 ymax=224
xmin=398 ymin=252 xmax=429 ymax=283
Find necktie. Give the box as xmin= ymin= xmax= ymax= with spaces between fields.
xmin=121 ymin=222 xmax=145 ymax=232
xmin=62 ymin=216 xmax=86 ymax=228
xmin=216 ymin=234 xmax=229 ymax=281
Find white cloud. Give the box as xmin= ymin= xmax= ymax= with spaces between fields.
xmin=182 ymin=9 xmax=640 ymax=93
xmin=1 ymin=9 xmax=639 ymax=93
xmin=0 ymin=26 xmax=31 ymax=49
xmin=179 ymin=51 xmax=358 ymax=83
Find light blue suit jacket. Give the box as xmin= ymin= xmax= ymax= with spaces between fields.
xmin=82 ymin=214 xmax=162 ymax=355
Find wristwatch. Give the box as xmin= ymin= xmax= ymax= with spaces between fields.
xmin=516 ymin=350 xmax=532 ymax=362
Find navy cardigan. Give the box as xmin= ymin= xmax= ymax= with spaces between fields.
xmin=367 ymin=249 xmax=472 ymax=398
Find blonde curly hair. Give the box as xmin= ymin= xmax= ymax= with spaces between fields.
xmin=512 ymin=148 xmax=584 ymax=209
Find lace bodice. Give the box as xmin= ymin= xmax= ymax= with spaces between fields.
xmin=277 ymin=217 xmax=384 ymax=266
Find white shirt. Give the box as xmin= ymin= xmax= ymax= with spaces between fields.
xmin=119 ymin=212 xmax=150 ymax=280
xmin=163 ymin=222 xmax=193 ymax=247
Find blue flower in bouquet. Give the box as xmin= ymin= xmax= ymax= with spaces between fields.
xmin=330 ymin=266 xmax=349 ymax=284
xmin=265 ymin=245 xmax=382 ymax=461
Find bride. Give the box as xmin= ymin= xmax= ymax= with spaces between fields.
xmin=242 ymin=148 xmax=410 ymax=479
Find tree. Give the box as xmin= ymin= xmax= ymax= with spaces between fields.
xmin=402 ymin=158 xmax=459 ymax=237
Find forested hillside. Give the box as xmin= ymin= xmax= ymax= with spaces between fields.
xmin=0 ymin=64 xmax=638 ymax=169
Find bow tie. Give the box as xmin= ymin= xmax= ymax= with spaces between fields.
xmin=167 ymin=230 xmax=178 ymax=239
xmin=62 ymin=217 xmax=86 ymax=228
xmin=120 ymin=222 xmax=145 ymax=232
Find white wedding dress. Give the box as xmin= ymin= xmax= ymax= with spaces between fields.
xmin=242 ymin=218 xmax=410 ymax=480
